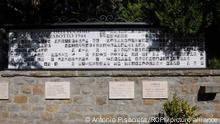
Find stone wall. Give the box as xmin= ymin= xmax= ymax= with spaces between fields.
xmin=0 ymin=70 xmax=220 ymax=124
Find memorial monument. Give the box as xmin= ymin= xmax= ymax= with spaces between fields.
xmin=0 ymin=23 xmax=219 ymax=124
xmin=7 ymin=23 xmax=206 ymax=69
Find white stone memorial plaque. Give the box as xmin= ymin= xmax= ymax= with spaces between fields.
xmin=142 ymin=81 xmax=168 ymax=99
xmin=45 ymin=81 xmax=70 ymax=99
xmin=8 ymin=28 xmax=206 ymax=69
xmin=0 ymin=81 xmax=9 ymax=99
xmin=109 ymin=81 xmax=135 ymax=99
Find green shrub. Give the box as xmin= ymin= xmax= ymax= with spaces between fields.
xmin=163 ymin=94 xmax=200 ymax=124
xmin=154 ymin=0 xmax=204 ymax=34
xmin=209 ymin=57 xmax=220 ymax=69
xmin=118 ymin=0 xmax=145 ymax=22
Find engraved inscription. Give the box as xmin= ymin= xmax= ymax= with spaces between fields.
xmin=45 ymin=81 xmax=70 ymax=99
xmin=109 ymin=81 xmax=135 ymax=99
xmin=142 ymin=81 xmax=168 ymax=99
xmin=0 ymin=81 xmax=9 ymax=99
xmin=8 ymin=29 xmax=206 ymax=69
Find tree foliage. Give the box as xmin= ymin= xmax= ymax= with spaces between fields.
xmin=209 ymin=57 xmax=220 ymax=69
xmin=0 ymin=0 xmax=123 ymax=24
xmin=118 ymin=0 xmax=145 ymax=22
xmin=154 ymin=0 xmax=204 ymax=34
xmin=0 ymin=0 xmax=220 ymax=34
xmin=118 ymin=0 xmax=220 ymax=34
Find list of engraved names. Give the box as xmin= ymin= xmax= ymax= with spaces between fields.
xmin=8 ymin=28 xmax=206 ymax=69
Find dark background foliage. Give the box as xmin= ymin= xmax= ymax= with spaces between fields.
xmin=0 ymin=0 xmax=220 ymax=68
xmin=0 ymin=0 xmax=124 ymax=24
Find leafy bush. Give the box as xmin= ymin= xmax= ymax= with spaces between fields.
xmin=163 ymin=94 xmax=200 ymax=124
xmin=154 ymin=0 xmax=204 ymax=34
xmin=209 ymin=57 xmax=220 ymax=69
xmin=118 ymin=0 xmax=145 ymax=22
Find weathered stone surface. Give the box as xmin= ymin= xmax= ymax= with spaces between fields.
xmin=17 ymin=112 xmax=40 ymax=120
xmin=95 ymin=78 xmax=110 ymax=95
xmin=62 ymin=100 xmax=72 ymax=104
xmin=198 ymin=104 xmax=214 ymax=113
xmin=77 ymin=71 xmax=112 ymax=77
xmin=69 ymin=112 xmax=83 ymax=120
xmin=21 ymin=104 xmax=32 ymax=111
xmin=9 ymin=112 xmax=19 ymax=120
xmin=54 ymin=113 xmax=68 ymax=120
xmin=0 ymin=70 xmax=220 ymax=124
xmin=5 ymin=120 xmax=24 ymax=124
xmin=0 ymin=112 xmax=9 ymax=119
xmin=21 ymin=85 xmax=32 ymax=94
xmin=204 ymin=86 xmax=220 ymax=93
xmin=8 ymin=104 xmax=20 ymax=112
xmin=211 ymin=69 xmax=220 ymax=76
xmin=82 ymin=96 xmax=95 ymax=105
xmin=24 ymin=120 xmax=35 ymax=124
xmin=14 ymin=96 xmax=28 ymax=103
xmin=41 ymin=112 xmax=53 ymax=121
xmin=29 ymin=96 xmax=44 ymax=104
xmin=59 ymin=105 xmax=74 ymax=113
xmin=46 ymin=104 xmax=59 ymax=113
xmin=213 ymin=112 xmax=220 ymax=118
xmin=1 ymin=70 xmax=220 ymax=77
xmin=81 ymin=87 xmax=93 ymax=95
xmin=73 ymin=96 xmax=83 ymax=105
xmin=33 ymin=84 xmax=44 ymax=95
xmin=143 ymin=100 xmax=159 ymax=105
xmin=50 ymin=71 xmax=77 ymax=77
xmin=29 ymin=71 xmax=51 ymax=77
xmin=96 ymin=96 xmax=107 ymax=105
xmin=1 ymin=71 xmax=28 ymax=77
xmin=0 ymin=105 xmax=7 ymax=111
xmin=181 ymin=84 xmax=198 ymax=94
xmin=70 ymin=83 xmax=81 ymax=95
xmin=215 ymin=105 xmax=220 ymax=112
xmin=103 ymin=105 xmax=117 ymax=113
xmin=32 ymin=105 xmax=45 ymax=112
